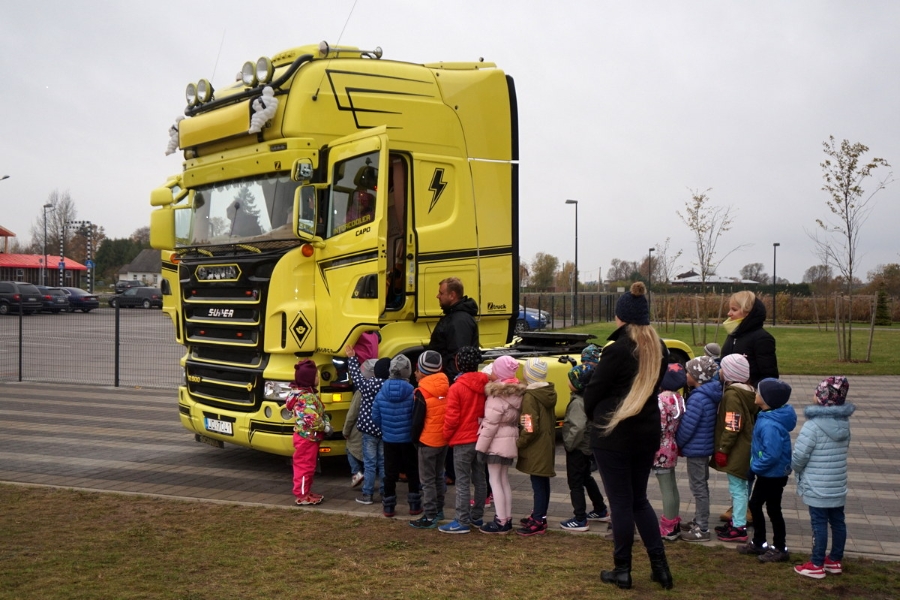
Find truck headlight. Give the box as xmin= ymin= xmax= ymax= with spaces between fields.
xmin=264 ymin=380 xmax=293 ymax=401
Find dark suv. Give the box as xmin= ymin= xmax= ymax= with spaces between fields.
xmin=109 ymin=287 xmax=163 ymax=309
xmin=0 ymin=281 xmax=44 ymax=315
xmin=115 ymin=280 xmax=147 ymax=294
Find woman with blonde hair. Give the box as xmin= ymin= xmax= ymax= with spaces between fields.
xmin=721 ymin=291 xmax=778 ymax=387
xmin=584 ymin=281 xmax=672 ymax=590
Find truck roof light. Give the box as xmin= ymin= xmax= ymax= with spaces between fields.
xmin=197 ymin=79 xmax=214 ymax=103
xmin=185 ymin=82 xmax=198 ymax=107
xmin=241 ymin=61 xmax=258 ymax=87
xmin=256 ymin=57 xmax=274 ymax=84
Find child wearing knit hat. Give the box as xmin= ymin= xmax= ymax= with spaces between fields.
xmin=515 ymin=358 xmax=558 ymax=536
xmin=677 ymin=356 xmax=723 ymax=542
xmin=285 ymin=359 xmax=328 ymax=506
xmin=713 ymin=354 xmax=757 ymax=543
xmin=559 ymin=364 xmax=609 ymax=532
xmin=654 ymin=363 xmax=688 ymax=541
xmin=791 ymin=376 xmax=855 ymax=579
xmin=738 ymin=378 xmax=797 ymax=563
xmin=345 ymin=341 xmax=389 ymax=507
xmin=409 ymin=350 xmax=451 ymax=529
xmin=476 ymin=355 xmax=526 ymax=534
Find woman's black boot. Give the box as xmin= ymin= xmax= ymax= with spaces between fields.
xmin=648 ymin=549 xmax=674 ymax=590
xmin=600 ymin=557 xmax=632 ymax=589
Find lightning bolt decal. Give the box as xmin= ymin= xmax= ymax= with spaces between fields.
xmin=428 ymin=168 xmax=447 ymax=213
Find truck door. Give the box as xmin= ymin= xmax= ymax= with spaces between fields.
xmin=314 ymin=130 xmax=389 ymax=354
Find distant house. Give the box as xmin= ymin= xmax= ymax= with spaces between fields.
xmin=118 ymin=249 xmax=162 ymax=286
xmin=0 ymin=253 xmax=87 ymax=287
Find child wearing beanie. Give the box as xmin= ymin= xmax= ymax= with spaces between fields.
xmin=345 ymin=340 xmax=389 ymax=507
xmin=738 ymin=378 xmax=797 ymax=563
xmin=476 ymin=355 xmax=526 ymax=534
xmin=372 ymin=353 xmax=420 ymax=518
xmin=560 ymin=363 xmax=609 ymax=532
xmin=440 ymin=347 xmax=491 ymax=534
xmin=515 ymin=358 xmax=558 ymax=536
xmin=792 ymin=376 xmax=855 ymax=579
xmin=409 ymin=351 xmax=451 ymax=529
xmin=285 ymin=359 xmax=328 ymax=506
xmin=654 ymin=363 xmax=688 ymax=541
xmin=676 ymin=356 xmax=722 ymax=541
xmin=713 ymin=354 xmax=757 ymax=543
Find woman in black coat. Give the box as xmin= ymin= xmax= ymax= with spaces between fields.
xmin=583 ymin=282 xmax=673 ymax=590
xmin=721 ymin=291 xmax=778 ymax=387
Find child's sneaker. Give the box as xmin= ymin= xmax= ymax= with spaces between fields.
xmin=716 ymin=525 xmax=747 ymax=542
xmin=408 ymin=516 xmax=439 ymax=529
xmin=294 ymin=493 xmax=323 ymax=506
xmin=484 ymin=493 xmax=493 ymax=508
xmin=350 ymin=472 xmax=364 ymax=488
xmin=520 ymin=513 xmax=535 ymax=525
xmin=714 ymin=519 xmax=732 ymax=534
xmin=587 ymin=508 xmax=611 ymax=522
xmin=516 ymin=517 xmax=547 ymax=537
xmin=680 ymin=524 xmax=710 ymax=542
xmin=355 ymin=494 xmax=374 ymax=505
xmin=737 ymin=540 xmax=767 ymax=555
xmin=824 ymin=557 xmax=842 ymax=574
xmin=680 ymin=519 xmax=697 ymax=532
xmin=559 ymin=517 xmax=589 ymax=532
xmin=794 ymin=562 xmax=826 ymax=579
xmin=438 ymin=520 xmax=471 ymax=534
xmin=758 ymin=547 xmax=790 ymax=563
xmin=480 ymin=517 xmax=513 ymax=534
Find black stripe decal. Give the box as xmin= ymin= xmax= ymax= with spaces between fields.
xmin=417 ymin=246 xmax=512 ymax=263
xmin=162 ymin=263 xmax=178 ymax=272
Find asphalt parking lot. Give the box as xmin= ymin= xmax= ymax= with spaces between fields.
xmin=2 ymin=376 xmax=898 ymax=560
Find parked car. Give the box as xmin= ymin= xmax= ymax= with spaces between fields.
xmin=109 ymin=287 xmax=162 ymax=309
xmin=115 ymin=280 xmax=147 ymax=294
xmin=59 ymin=287 xmax=100 ymax=312
xmin=0 ymin=281 xmax=44 ymax=315
xmin=35 ymin=286 xmax=70 ymax=313
xmin=515 ymin=305 xmax=549 ymax=333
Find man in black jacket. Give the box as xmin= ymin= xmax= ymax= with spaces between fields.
xmin=428 ymin=277 xmax=479 ymax=382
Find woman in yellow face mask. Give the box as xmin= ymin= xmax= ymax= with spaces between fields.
xmin=720 ymin=291 xmax=779 ymax=387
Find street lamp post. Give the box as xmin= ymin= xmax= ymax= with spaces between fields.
xmin=42 ymin=203 xmax=54 ymax=286
xmin=648 ymin=247 xmax=655 ymax=321
xmin=565 ymin=199 xmax=579 ymax=326
xmin=772 ymin=242 xmax=780 ymax=327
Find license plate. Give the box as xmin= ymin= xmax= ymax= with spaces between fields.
xmin=204 ymin=417 xmax=233 ymax=436
xmin=27 ymin=297 xmax=37 ymax=302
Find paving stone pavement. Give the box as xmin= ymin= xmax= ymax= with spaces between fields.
xmin=1 ymin=376 xmax=898 ymax=560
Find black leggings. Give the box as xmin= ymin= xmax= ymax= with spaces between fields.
xmin=594 ymin=446 xmax=664 ymax=561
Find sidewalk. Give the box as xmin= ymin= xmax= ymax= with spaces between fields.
xmin=1 ymin=375 xmax=898 ymax=560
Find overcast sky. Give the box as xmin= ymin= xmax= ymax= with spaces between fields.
xmin=1 ymin=0 xmax=897 ymax=283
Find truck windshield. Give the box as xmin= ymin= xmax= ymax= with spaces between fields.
xmin=184 ymin=174 xmax=301 ymax=246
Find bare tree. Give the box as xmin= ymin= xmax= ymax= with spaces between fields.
xmin=652 ymin=238 xmax=682 ymax=330
xmin=810 ymin=136 xmax=892 ymax=361
xmin=677 ymin=188 xmax=746 ymax=343
xmin=28 ymin=189 xmax=78 ymax=259
xmin=131 ymin=226 xmax=150 ymax=244
xmin=677 ymin=188 xmax=746 ymax=296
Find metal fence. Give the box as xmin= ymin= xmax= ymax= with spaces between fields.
xmin=0 ymin=301 xmax=184 ymax=389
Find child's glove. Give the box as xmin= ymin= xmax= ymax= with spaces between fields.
xmin=714 ymin=452 xmax=728 ymax=467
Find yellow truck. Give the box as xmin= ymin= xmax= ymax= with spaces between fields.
xmin=150 ymin=42 xmax=692 ymax=456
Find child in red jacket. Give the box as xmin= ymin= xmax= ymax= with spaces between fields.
xmin=439 ymin=347 xmax=490 ymax=534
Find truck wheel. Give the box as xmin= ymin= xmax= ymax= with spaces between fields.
xmin=514 ymin=319 xmax=530 ymax=334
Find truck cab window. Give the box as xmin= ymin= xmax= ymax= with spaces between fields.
xmin=327 ymin=152 xmax=379 ymax=238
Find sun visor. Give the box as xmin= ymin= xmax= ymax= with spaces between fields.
xmin=180 ymin=100 xmax=252 ymax=148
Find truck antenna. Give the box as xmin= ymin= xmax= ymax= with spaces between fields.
xmin=313 ymin=0 xmax=358 ymax=101
xmin=210 ymin=29 xmax=227 ymax=84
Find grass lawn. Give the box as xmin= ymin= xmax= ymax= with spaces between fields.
xmin=570 ymin=322 xmax=900 ymax=376
xmin=2 ymin=485 xmax=898 ymax=600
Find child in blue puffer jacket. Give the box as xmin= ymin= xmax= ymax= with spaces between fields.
xmin=676 ymin=356 xmax=721 ymax=542
xmin=739 ymin=378 xmax=796 ymax=563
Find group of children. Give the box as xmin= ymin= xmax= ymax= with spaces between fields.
xmin=663 ymin=349 xmax=855 ymax=579
xmin=284 ymin=338 xmax=856 ymax=578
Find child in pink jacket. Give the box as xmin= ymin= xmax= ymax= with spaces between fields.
xmin=475 ymin=355 xmax=525 ymax=534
